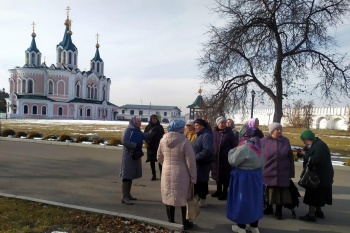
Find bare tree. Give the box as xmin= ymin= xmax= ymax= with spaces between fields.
xmin=200 ymin=0 xmax=350 ymax=123
xmin=283 ymin=100 xmax=314 ymax=128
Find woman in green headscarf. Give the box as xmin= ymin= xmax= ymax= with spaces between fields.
xmin=298 ymin=130 xmax=334 ymax=222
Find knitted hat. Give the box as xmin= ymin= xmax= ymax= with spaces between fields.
xmin=194 ymin=118 xmax=207 ymax=127
xmin=300 ymin=130 xmax=316 ymax=141
xmin=167 ymin=119 xmax=185 ymax=133
xmin=268 ymin=122 xmax=282 ymax=134
xmin=216 ymin=116 xmax=226 ymax=125
xmin=186 ymin=120 xmax=194 ymax=126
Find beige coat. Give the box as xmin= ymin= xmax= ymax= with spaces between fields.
xmin=157 ymin=132 xmax=197 ymax=206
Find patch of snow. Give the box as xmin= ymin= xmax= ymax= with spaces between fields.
xmin=33 ymin=137 xmax=42 ymax=140
xmin=20 ymin=136 xmax=26 ymax=139
xmin=81 ymin=141 xmax=92 ymax=144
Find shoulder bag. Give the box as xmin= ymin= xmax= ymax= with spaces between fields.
xmin=186 ymin=183 xmax=200 ymax=220
xmin=298 ymin=157 xmax=320 ymax=189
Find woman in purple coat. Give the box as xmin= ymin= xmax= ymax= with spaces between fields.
xmin=261 ymin=122 xmax=295 ymax=220
xmin=211 ymin=116 xmax=237 ymax=200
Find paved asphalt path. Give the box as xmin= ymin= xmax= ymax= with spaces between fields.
xmin=1 ymin=138 xmax=350 ymax=233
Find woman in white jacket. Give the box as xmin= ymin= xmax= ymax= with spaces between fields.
xmin=157 ymin=119 xmax=197 ymax=230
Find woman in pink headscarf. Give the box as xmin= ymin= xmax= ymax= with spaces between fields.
xmin=248 ymin=118 xmax=264 ymax=139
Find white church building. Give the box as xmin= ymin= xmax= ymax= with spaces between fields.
xmin=5 ymin=8 xmax=118 ymax=120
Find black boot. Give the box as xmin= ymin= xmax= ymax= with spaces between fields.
xmin=181 ymin=206 xmax=193 ymax=230
xmin=275 ymin=204 xmax=282 ymax=220
xmin=264 ymin=204 xmax=273 ymax=215
xmin=218 ymin=184 xmax=228 ymax=200
xmin=211 ymin=182 xmax=222 ymax=197
xmin=150 ymin=162 xmax=156 ymax=181
xmin=166 ymin=205 xmax=175 ymax=223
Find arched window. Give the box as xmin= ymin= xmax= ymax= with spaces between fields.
xmin=97 ymin=63 xmax=100 ymax=73
xmin=94 ymin=88 xmax=97 ymax=100
xmin=79 ymin=108 xmax=83 ymax=116
xmin=48 ymin=80 xmax=53 ymax=94
xmin=105 ymin=109 xmax=108 ymax=117
xmin=87 ymin=109 xmax=91 ymax=117
xmin=37 ymin=54 xmax=41 ymax=65
xmin=26 ymin=52 xmax=29 ymax=64
xmin=87 ymin=86 xmax=91 ymax=98
xmin=28 ymin=80 xmax=33 ymax=93
xmin=76 ymin=83 xmax=80 ymax=97
xmin=92 ymin=62 xmax=95 ymax=70
xmin=57 ymin=80 xmax=65 ymax=95
xmin=90 ymin=87 xmax=94 ymax=99
xmin=24 ymin=105 xmax=28 ymax=114
xmin=58 ymin=107 xmax=63 ymax=116
xmin=42 ymin=106 xmax=47 ymax=115
xmin=22 ymin=80 xmax=26 ymax=93
xmin=31 ymin=53 xmax=35 ymax=65
xmin=74 ymin=53 xmax=77 ymax=65
xmin=62 ymin=51 xmax=66 ymax=63
xmin=32 ymin=105 xmax=37 ymax=114
xmin=10 ymin=80 xmax=14 ymax=93
xmin=98 ymin=109 xmax=100 ymax=117
xmin=102 ymin=87 xmax=106 ymax=101
xmin=68 ymin=52 xmax=72 ymax=64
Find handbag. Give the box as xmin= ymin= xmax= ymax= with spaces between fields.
xmin=131 ymin=149 xmax=144 ymax=160
xmin=186 ymin=183 xmax=200 ymax=220
xmin=298 ymin=157 xmax=320 ymax=189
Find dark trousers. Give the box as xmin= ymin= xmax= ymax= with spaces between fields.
xmin=195 ymin=181 xmax=209 ymax=199
xmin=238 ymin=220 xmax=258 ymax=229
xmin=150 ymin=161 xmax=162 ymax=174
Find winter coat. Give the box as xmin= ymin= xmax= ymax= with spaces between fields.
xmin=120 ymin=126 xmax=143 ymax=179
xmin=261 ymin=135 xmax=295 ymax=187
xmin=192 ymin=128 xmax=214 ymax=182
xmin=120 ymin=125 xmax=154 ymax=179
xmin=303 ymin=138 xmax=334 ymax=187
xmin=228 ymin=144 xmax=264 ymax=171
xmin=211 ymin=127 xmax=237 ymax=183
xmin=144 ymin=118 xmax=165 ymax=162
xmin=254 ymin=128 xmax=264 ymax=139
xmin=157 ymin=132 xmax=197 ymax=206
xmin=185 ymin=130 xmax=197 ymax=143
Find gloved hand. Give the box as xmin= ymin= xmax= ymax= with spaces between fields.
xmin=136 ymin=143 xmax=143 ymax=149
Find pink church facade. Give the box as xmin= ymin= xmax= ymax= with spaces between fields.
xmin=6 ymin=8 xmax=118 ymax=120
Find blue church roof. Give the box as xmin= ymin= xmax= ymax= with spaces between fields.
xmin=91 ymin=46 xmax=103 ymax=62
xmin=26 ymin=34 xmax=40 ymax=53
xmin=57 ymin=26 xmax=77 ymax=52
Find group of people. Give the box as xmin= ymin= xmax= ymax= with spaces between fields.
xmin=119 ymin=115 xmax=334 ymax=233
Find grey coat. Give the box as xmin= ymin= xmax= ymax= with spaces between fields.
xmin=120 ymin=126 xmax=154 ymax=179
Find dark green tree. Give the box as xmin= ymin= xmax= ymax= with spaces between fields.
xmin=0 ymin=91 xmax=9 ymax=113
xmin=200 ymin=0 xmax=350 ymax=122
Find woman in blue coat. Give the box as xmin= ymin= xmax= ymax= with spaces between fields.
xmin=192 ymin=119 xmax=213 ymax=208
xmin=227 ymin=125 xmax=264 ymax=233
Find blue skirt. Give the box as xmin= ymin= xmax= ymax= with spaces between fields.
xmin=226 ymin=167 xmax=263 ymax=224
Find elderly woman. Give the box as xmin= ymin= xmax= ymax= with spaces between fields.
xmin=120 ymin=116 xmax=156 ymax=205
xmin=227 ymin=125 xmax=264 ymax=233
xmin=185 ymin=119 xmax=197 ymax=143
xmin=227 ymin=118 xmax=239 ymax=145
xmin=260 ymin=122 xmax=295 ymax=220
xmin=298 ymin=130 xmax=334 ymax=222
xmin=157 ymin=119 xmax=197 ymax=230
xmin=144 ymin=114 xmax=165 ymax=181
xmin=211 ymin=116 xmax=237 ymax=200
xmin=248 ymin=118 xmax=264 ymax=139
xmin=192 ymin=118 xmax=213 ymax=208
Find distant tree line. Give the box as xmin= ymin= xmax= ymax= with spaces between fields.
xmin=0 ymin=91 xmax=9 ymax=113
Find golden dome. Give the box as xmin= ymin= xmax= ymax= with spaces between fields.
xmin=198 ymin=88 xmax=202 ymax=94
xmin=31 ymin=32 xmax=36 ymax=37
xmin=96 ymin=43 xmax=100 ymax=48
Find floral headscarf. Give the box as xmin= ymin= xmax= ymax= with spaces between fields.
xmin=167 ymin=119 xmax=186 ymax=134
xmin=238 ymin=125 xmax=262 ymax=157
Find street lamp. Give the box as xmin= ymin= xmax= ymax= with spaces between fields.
xmin=251 ymin=90 xmax=256 ymax=118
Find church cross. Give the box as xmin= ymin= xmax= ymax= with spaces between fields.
xmin=65 ymin=6 xmax=71 ymax=18
xmin=96 ymin=33 xmax=100 ymax=43
xmin=31 ymin=22 xmax=36 ymax=33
